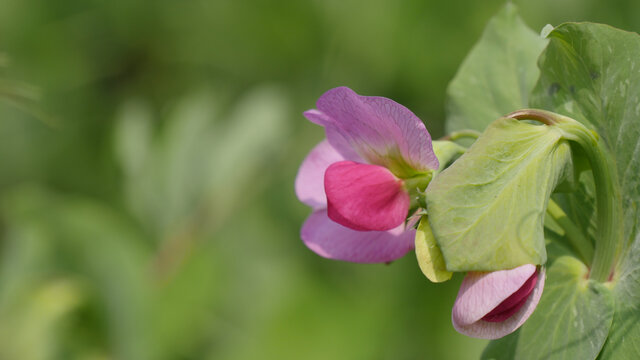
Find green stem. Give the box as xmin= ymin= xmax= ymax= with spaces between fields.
xmin=559 ymin=121 xmax=622 ymax=282
xmin=508 ymin=109 xmax=623 ymax=282
xmin=440 ymin=129 xmax=481 ymax=141
xmin=546 ymin=199 xmax=594 ymax=266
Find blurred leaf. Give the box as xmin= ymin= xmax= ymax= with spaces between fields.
xmin=446 ymin=3 xmax=547 ymax=132
xmin=0 ymin=77 xmax=54 ymax=126
xmin=116 ymin=90 xmax=218 ymax=237
xmin=115 ymin=85 xmax=290 ymax=239
xmin=0 ymin=216 xmax=85 ymax=360
xmin=2 ymin=186 xmax=154 ymax=360
xmin=112 ymin=85 xmax=290 ymax=358
xmin=0 ymin=279 xmax=84 ymax=360
xmin=113 ymin=99 xmax=153 ymax=178
xmin=151 ymin=240 xmax=223 ymax=360
xmin=204 ymin=85 xmax=290 ymax=222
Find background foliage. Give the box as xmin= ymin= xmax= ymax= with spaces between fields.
xmin=1 ymin=0 xmax=640 ymax=359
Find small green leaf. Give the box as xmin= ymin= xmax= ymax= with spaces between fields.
xmin=415 ymin=216 xmax=452 ymax=283
xmin=426 ymin=118 xmax=572 ymax=271
xmin=446 ymin=3 xmax=547 ymax=132
xmin=514 ymin=256 xmax=614 ymax=360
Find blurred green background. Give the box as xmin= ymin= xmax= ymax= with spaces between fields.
xmin=1 ymin=0 xmax=639 ymax=359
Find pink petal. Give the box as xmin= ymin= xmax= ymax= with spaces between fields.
xmin=300 ymin=209 xmax=415 ymax=263
xmin=482 ymin=271 xmax=538 ymax=322
xmin=452 ymin=265 xmax=546 ymax=339
xmin=304 ymin=87 xmax=439 ymax=174
xmin=324 ymin=161 xmax=410 ymax=231
xmin=295 ymin=140 xmax=345 ymax=209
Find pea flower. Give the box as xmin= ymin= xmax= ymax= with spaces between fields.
xmin=452 ymin=264 xmax=546 ymax=339
xmin=295 ymin=87 xmax=438 ymax=263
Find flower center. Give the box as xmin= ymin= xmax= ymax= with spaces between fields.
xmin=481 ymin=269 xmax=538 ymax=322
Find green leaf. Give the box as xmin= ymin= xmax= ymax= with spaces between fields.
xmin=597 ymin=232 xmax=640 ymax=359
xmin=515 ymin=256 xmax=614 ymax=360
xmin=446 ymin=3 xmax=547 ymax=133
xmin=481 ymin=330 xmax=519 ymax=360
xmin=426 ymin=118 xmax=572 ymax=271
xmin=531 ymin=22 xmax=640 ymax=254
xmin=530 ymin=23 xmax=640 ymax=358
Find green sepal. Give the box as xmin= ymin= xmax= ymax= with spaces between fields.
xmin=426 ymin=117 xmax=572 ymax=271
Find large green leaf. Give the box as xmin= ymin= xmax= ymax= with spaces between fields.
xmin=515 ymin=256 xmax=614 ymax=360
xmin=426 ymin=118 xmax=572 ymax=271
xmin=446 ymin=3 xmax=547 ymax=132
xmin=530 ymin=22 xmax=640 ymax=253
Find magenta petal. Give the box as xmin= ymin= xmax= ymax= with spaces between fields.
xmin=300 ymin=209 xmax=415 ymax=263
xmin=295 ymin=140 xmax=345 ymax=209
xmin=306 ymin=87 xmax=439 ymax=172
xmin=324 ymin=161 xmax=410 ymax=231
xmin=452 ymin=265 xmax=546 ymax=339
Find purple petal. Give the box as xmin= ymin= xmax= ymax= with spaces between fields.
xmin=305 ymin=87 xmax=439 ymax=174
xmin=325 ymin=161 xmax=410 ymax=231
xmin=300 ymin=209 xmax=415 ymax=263
xmin=452 ymin=265 xmax=546 ymax=339
xmin=295 ymin=140 xmax=345 ymax=209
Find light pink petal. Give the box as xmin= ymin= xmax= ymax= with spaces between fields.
xmin=324 ymin=161 xmax=410 ymax=231
xmin=304 ymin=109 xmax=364 ymax=162
xmin=305 ymin=87 xmax=439 ymax=173
xmin=452 ymin=265 xmax=546 ymax=339
xmin=295 ymin=140 xmax=345 ymax=209
xmin=482 ymin=271 xmax=538 ymax=322
xmin=301 ymin=209 xmax=415 ymax=263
